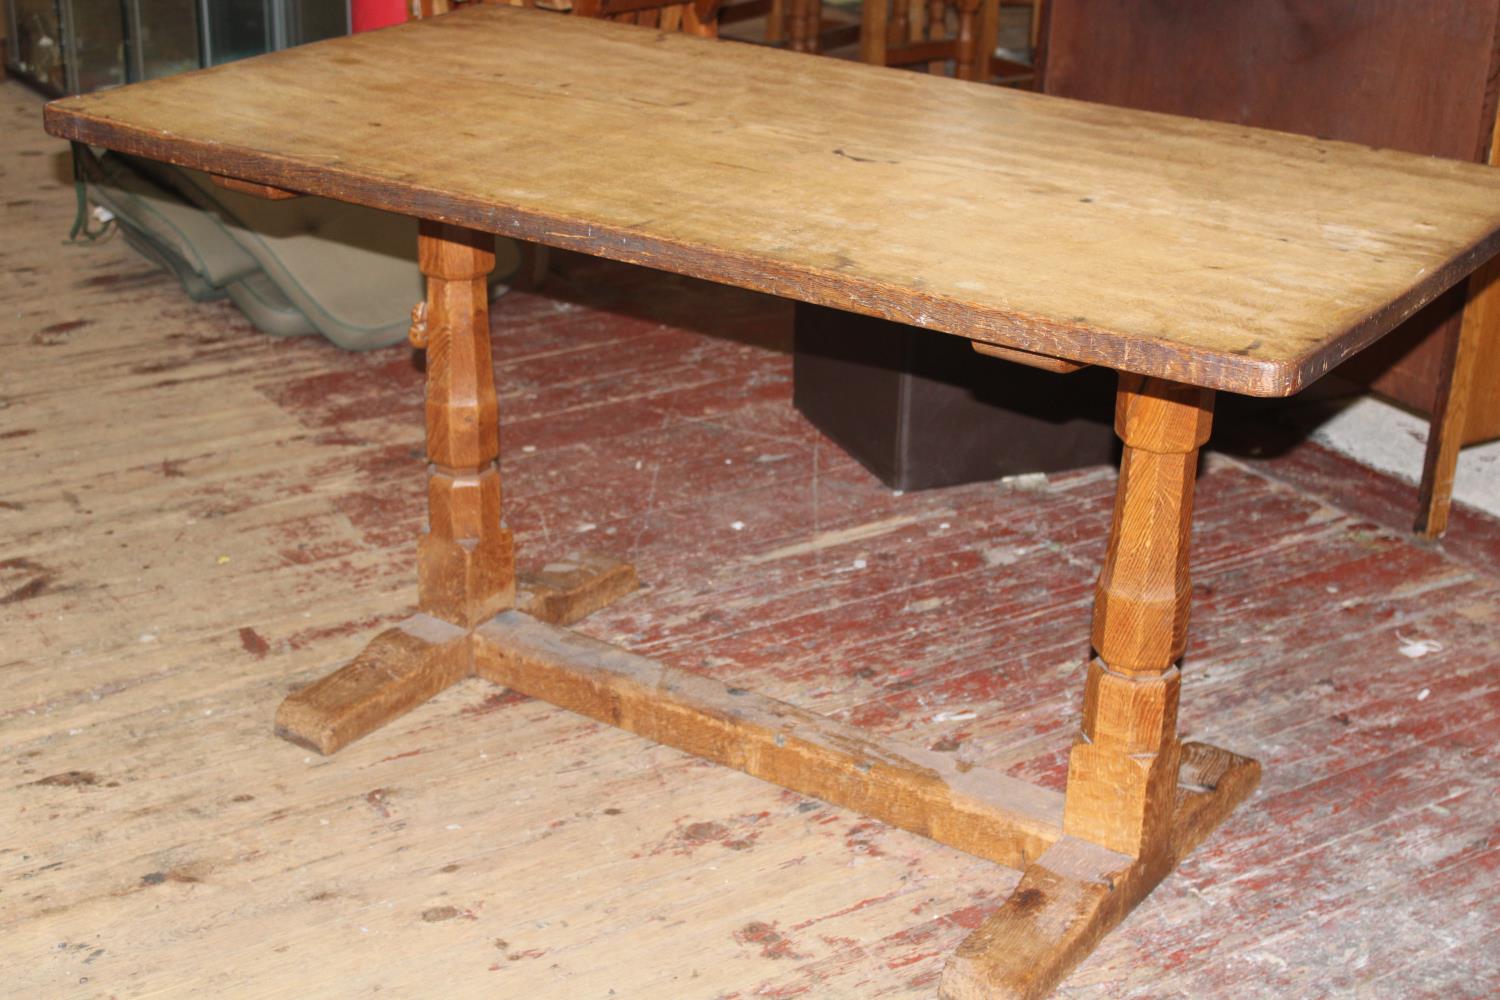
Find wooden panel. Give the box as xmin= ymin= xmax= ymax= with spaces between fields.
xmin=41 ymin=5 xmax=1500 ymax=397
xmin=1466 ymin=109 xmax=1500 ymax=443
xmin=1043 ymin=0 xmax=1500 ymax=162
xmin=1042 ymin=0 xmax=1500 ymax=419
xmin=1468 ymin=317 xmax=1500 ymax=438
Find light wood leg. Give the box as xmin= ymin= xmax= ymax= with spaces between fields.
xmin=414 ymin=221 xmax=516 ymax=628
xmin=861 ymin=0 xmax=889 ymax=65
xmin=1066 ymin=373 xmax=1212 ymax=857
xmin=926 ymin=0 xmax=946 ymax=72
xmin=940 ymin=373 xmax=1256 ymax=999
xmin=954 ymin=0 xmax=980 ymax=81
xmin=275 ymin=222 xmax=637 ymax=754
xmin=799 ymin=0 xmax=823 ymax=52
xmin=1416 ymin=255 xmax=1494 ymax=537
xmin=767 ymin=0 xmax=786 ymax=43
xmin=973 ymin=0 xmax=998 ymax=82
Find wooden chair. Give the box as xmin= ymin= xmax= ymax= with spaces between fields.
xmin=689 ymin=0 xmax=1040 ymax=87
xmin=567 ymin=0 xmax=722 ymax=34
xmin=855 ymin=0 xmax=1039 ymax=85
xmin=858 ymin=0 xmax=993 ymax=81
xmin=718 ymin=0 xmax=790 ymax=43
xmin=421 ymin=0 xmax=723 ymax=36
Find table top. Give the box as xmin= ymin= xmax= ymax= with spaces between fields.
xmin=43 ymin=6 xmax=1500 ymax=396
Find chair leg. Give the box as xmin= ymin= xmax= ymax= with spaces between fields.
xmin=974 ymin=0 xmax=999 ymax=81
xmin=926 ymin=0 xmax=946 ymax=72
xmin=766 ymin=0 xmax=786 ymax=42
xmin=1415 ymin=256 xmax=1495 ymax=537
xmin=955 ymin=0 xmax=980 ymax=80
xmin=861 ymin=0 xmax=889 ymax=64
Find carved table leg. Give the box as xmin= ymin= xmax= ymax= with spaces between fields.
xmin=275 ymin=222 xmax=636 ymax=754
xmin=413 ymin=222 xmax=515 ymax=627
xmin=941 ymin=373 xmax=1258 ymax=999
xmin=1065 ymin=373 xmax=1212 ymax=857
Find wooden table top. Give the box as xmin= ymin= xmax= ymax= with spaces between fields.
xmin=43 ymin=6 xmax=1500 ymax=396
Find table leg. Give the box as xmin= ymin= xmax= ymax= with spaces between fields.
xmin=940 ymin=374 xmax=1258 ymax=999
xmin=1065 ymin=373 xmax=1211 ymax=857
xmin=413 ymin=222 xmax=515 ymax=628
xmin=274 ymin=222 xmax=637 ymax=754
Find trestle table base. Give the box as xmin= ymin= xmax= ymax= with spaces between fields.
xmin=273 ymin=221 xmax=1258 ymax=998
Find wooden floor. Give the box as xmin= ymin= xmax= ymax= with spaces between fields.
xmin=4 ymin=80 xmax=1499 ymax=999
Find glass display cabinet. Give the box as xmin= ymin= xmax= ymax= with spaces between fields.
xmin=4 ymin=0 xmax=352 ymax=95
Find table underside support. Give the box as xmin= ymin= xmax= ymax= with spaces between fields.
xmin=273 ymin=224 xmax=1257 ymax=998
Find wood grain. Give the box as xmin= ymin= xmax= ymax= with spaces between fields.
xmin=41 ymin=5 xmax=1500 ymax=396
xmin=473 ymin=610 xmax=1065 ymax=868
xmin=940 ymin=743 xmax=1261 ymax=999
xmin=416 ymin=222 xmax=515 ymax=628
xmin=1064 ymin=375 xmax=1213 ymax=857
xmin=274 ymin=615 xmax=472 ymax=754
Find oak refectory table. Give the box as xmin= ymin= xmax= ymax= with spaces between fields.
xmin=42 ymin=7 xmax=1500 ymax=997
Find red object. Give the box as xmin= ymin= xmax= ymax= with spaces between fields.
xmin=352 ymin=0 xmax=408 ymax=32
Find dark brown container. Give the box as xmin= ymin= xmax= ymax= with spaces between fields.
xmin=792 ymin=303 xmax=1118 ymax=491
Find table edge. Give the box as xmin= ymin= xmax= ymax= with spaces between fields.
xmin=43 ymin=102 xmax=1498 ymax=398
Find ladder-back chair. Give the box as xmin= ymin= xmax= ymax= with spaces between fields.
xmin=418 ymin=0 xmax=722 ymax=36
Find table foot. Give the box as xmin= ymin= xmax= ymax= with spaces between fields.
xmin=515 ymin=552 xmax=640 ymax=627
xmin=273 ymin=553 xmax=639 ymax=755
xmin=939 ymin=742 xmax=1260 ymax=1000
xmin=274 ymin=614 xmax=470 ymax=755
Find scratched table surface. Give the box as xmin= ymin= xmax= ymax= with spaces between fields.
xmin=42 ymin=4 xmax=1500 ymax=397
